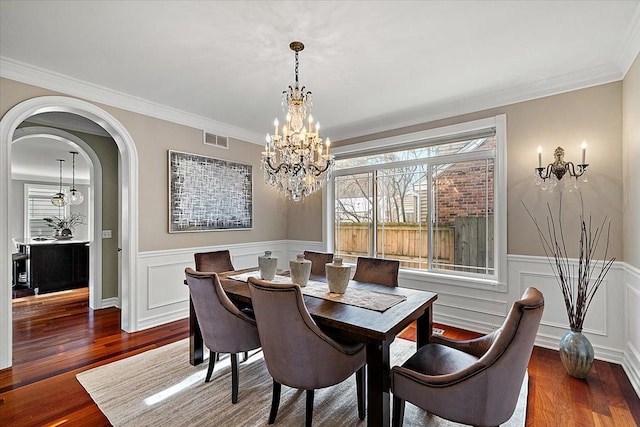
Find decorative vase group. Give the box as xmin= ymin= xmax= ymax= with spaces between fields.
xmin=258 ymin=251 xmax=277 ymax=281
xmin=290 ymin=254 xmax=312 ymax=287
xmin=325 ymin=258 xmax=351 ymax=294
xmin=559 ymin=329 xmax=594 ymax=379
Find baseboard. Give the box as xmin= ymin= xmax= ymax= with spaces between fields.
xmin=101 ymin=297 xmax=120 ymax=309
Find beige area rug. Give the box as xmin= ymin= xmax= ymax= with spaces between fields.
xmin=77 ymin=339 xmax=527 ymax=426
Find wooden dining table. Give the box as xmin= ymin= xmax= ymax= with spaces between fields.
xmin=186 ymin=270 xmax=438 ymax=427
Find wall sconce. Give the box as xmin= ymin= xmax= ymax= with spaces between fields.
xmin=535 ymin=142 xmax=589 ymax=190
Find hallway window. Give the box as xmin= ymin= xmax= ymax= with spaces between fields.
xmin=25 ymin=184 xmax=69 ymax=238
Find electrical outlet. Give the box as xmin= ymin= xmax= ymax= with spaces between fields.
xmin=102 ymin=230 xmax=112 ymax=239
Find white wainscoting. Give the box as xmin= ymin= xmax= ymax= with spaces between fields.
xmin=136 ymin=240 xmax=290 ymax=331
xmin=131 ymin=242 xmax=639 ymax=397
xmin=623 ymin=263 xmax=640 ymax=397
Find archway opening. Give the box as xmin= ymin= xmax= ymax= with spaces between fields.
xmin=0 ymin=96 xmax=139 ymax=369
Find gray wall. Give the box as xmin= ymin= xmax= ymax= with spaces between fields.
xmin=1 ymin=77 xmax=289 ymax=250
xmin=288 ymin=82 xmax=625 ymax=261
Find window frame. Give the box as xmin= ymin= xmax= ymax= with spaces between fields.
xmin=24 ymin=183 xmax=70 ymax=239
xmin=324 ymin=115 xmax=507 ymax=291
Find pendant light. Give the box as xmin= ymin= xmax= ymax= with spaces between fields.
xmin=68 ymin=151 xmax=84 ymax=205
xmin=51 ymin=159 xmax=67 ymax=207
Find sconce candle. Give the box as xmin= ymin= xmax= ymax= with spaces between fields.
xmin=537 ymin=146 xmax=542 ymax=168
xmin=581 ymin=140 xmax=587 ymax=164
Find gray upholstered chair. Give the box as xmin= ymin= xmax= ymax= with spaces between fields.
xmin=194 ymin=250 xmax=235 ymax=273
xmin=352 ymin=256 xmax=400 ymax=287
xmin=303 ymin=251 xmax=334 ymax=276
xmin=184 ymin=268 xmax=261 ymax=404
xmin=247 ymin=277 xmax=367 ymax=427
xmin=193 ymin=250 xmax=249 ymax=361
xmin=391 ymin=287 xmax=544 ymax=427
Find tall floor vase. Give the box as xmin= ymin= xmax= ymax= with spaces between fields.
xmin=559 ymin=329 xmax=594 ymax=379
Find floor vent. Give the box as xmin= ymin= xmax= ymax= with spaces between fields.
xmin=203 ymin=131 xmax=229 ymax=149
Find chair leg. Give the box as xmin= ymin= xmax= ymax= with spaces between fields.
xmin=205 ymin=352 xmax=216 ymax=382
xmin=268 ymin=380 xmax=281 ymax=424
xmin=231 ymin=353 xmax=239 ymax=404
xmin=305 ymin=389 xmax=315 ymax=427
xmin=356 ymin=365 xmax=366 ymax=420
xmin=392 ymin=395 xmax=405 ymax=427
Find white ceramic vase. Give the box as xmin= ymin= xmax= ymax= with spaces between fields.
xmin=325 ymin=257 xmax=351 ymax=294
xmin=290 ymin=254 xmax=312 ymax=287
xmin=258 ymin=251 xmax=278 ymax=280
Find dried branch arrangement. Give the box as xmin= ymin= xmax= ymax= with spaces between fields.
xmin=523 ymin=196 xmax=615 ymax=331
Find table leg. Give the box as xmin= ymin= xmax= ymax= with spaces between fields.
xmin=189 ymin=296 xmax=204 ymax=366
xmin=366 ymin=339 xmax=390 ymax=427
xmin=415 ymin=306 xmax=433 ymax=349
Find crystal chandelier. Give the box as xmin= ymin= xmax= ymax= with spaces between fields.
xmin=261 ymin=41 xmax=334 ymax=202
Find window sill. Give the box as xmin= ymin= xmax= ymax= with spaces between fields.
xmin=398 ymin=268 xmax=506 ymax=292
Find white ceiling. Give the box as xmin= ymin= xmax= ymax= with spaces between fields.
xmin=1 ymin=0 xmax=640 ymax=147
xmin=11 ymin=116 xmax=92 ymax=184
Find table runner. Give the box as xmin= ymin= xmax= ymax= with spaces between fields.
xmin=227 ymin=271 xmax=406 ymax=312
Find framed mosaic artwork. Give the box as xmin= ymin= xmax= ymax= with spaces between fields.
xmin=168 ymin=150 xmax=253 ymax=232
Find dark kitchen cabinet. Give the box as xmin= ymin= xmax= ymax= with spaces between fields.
xmin=27 ymin=242 xmax=90 ymax=294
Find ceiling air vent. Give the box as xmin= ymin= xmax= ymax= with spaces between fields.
xmin=203 ymin=131 xmax=229 ymax=149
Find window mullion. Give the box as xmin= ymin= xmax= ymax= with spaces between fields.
xmin=427 ymin=164 xmax=434 ymax=270
xmin=372 ymin=171 xmax=378 ymax=257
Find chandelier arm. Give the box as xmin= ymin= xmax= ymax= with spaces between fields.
xmin=307 ymin=162 xmax=333 ymax=176
xmin=567 ymin=161 xmax=589 ymax=178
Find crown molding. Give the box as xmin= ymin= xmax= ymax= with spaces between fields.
xmin=0 ymin=57 xmax=265 ymax=145
xmin=1 ymin=55 xmax=628 ymax=146
xmin=327 ymin=63 xmax=623 ymax=142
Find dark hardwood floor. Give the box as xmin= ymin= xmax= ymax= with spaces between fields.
xmin=1 ymin=288 xmax=639 ymax=426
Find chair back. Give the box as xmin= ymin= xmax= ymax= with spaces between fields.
xmin=303 ymin=251 xmax=334 ymax=276
xmin=194 ymin=250 xmax=234 ymax=273
xmin=352 ymin=256 xmax=399 ymax=287
xmin=248 ymin=277 xmax=365 ymax=390
xmin=184 ymin=268 xmax=260 ymax=354
xmin=391 ymin=287 xmax=543 ymax=427
xmin=474 ymin=287 xmax=544 ymax=421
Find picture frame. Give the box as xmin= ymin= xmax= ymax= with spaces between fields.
xmin=168 ymin=150 xmax=253 ymax=232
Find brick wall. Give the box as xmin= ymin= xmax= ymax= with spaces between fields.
xmin=434 ymin=160 xmax=495 ymax=223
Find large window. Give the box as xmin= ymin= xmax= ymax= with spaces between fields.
xmin=328 ymin=116 xmax=506 ymax=284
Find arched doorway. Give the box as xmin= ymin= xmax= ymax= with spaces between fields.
xmin=12 ymin=126 xmax=103 ymax=308
xmin=0 ymin=96 xmax=139 ymax=369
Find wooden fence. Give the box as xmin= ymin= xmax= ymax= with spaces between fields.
xmin=336 ymin=217 xmax=493 ymax=272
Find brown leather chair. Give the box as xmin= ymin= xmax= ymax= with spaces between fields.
xmin=194 ymin=250 xmax=234 ymax=273
xmin=303 ymin=251 xmax=334 ymax=276
xmin=391 ymin=287 xmax=544 ymax=427
xmin=352 ymin=256 xmax=400 ymax=287
xmin=247 ymin=277 xmax=367 ymax=426
xmin=184 ymin=268 xmax=261 ymax=404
